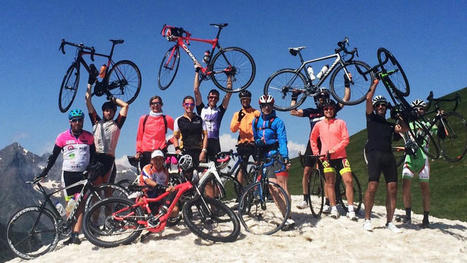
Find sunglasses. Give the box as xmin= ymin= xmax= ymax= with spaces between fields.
xmin=260 ymin=103 xmax=273 ymax=108
xmin=323 ymin=107 xmax=335 ymax=111
xmin=71 ymin=118 xmax=83 ymax=123
xmin=151 ymin=101 xmax=162 ymax=106
xmin=375 ymin=103 xmax=387 ymax=108
xmin=208 ymin=96 xmax=219 ymax=100
xmin=184 ymin=103 xmax=195 ymax=107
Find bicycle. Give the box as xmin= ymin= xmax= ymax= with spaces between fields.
xmin=58 ymin=39 xmax=142 ymax=113
xmin=237 ymin=153 xmax=291 ymax=235
xmin=82 ymin=156 xmax=240 ymax=247
xmin=263 ymin=37 xmax=375 ymax=111
xmin=297 ymin=151 xmax=324 ymax=217
xmin=159 ymin=23 xmax=256 ymax=92
xmin=6 ymin=171 xmax=128 ymax=259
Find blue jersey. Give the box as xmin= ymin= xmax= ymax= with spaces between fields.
xmin=252 ymin=111 xmax=288 ymax=159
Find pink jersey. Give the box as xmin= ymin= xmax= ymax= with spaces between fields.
xmin=55 ymin=130 xmax=94 ymax=172
xmin=310 ymin=118 xmax=349 ymax=159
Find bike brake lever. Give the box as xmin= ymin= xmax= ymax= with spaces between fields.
xmin=59 ymin=39 xmax=66 ymax=54
xmin=90 ymin=47 xmax=95 ymax=61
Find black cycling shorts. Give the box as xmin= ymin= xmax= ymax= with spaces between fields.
xmin=367 ymin=150 xmax=397 ymax=183
xmin=237 ymin=142 xmax=257 ymax=162
xmin=95 ymin=153 xmax=115 ymax=181
xmin=206 ymin=138 xmax=221 ymax=161
xmin=62 ymin=171 xmax=86 ymax=198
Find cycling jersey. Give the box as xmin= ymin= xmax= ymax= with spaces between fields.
xmin=196 ymin=103 xmax=225 ymax=139
xmin=402 ymin=120 xmax=437 ymax=174
xmin=252 ymin=111 xmax=288 ymax=159
xmin=310 ymin=118 xmax=349 ymax=159
xmin=140 ymin=164 xmax=169 ymax=187
xmin=136 ymin=113 xmax=174 ymax=153
xmin=365 ymin=112 xmax=395 ymax=153
xmin=89 ymin=112 xmax=126 ymax=157
xmin=230 ymin=107 xmax=260 ymax=144
xmin=302 ymin=105 xmax=342 ymax=135
xmin=174 ymin=114 xmax=207 ymax=150
xmin=55 ymin=130 xmax=94 ymax=172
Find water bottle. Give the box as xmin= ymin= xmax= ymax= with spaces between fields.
xmin=65 ymin=194 xmax=79 ymax=215
xmin=203 ymin=51 xmax=211 ymax=64
xmin=316 ymin=64 xmax=329 ymax=79
xmin=306 ymin=66 xmax=316 ymax=81
xmin=55 ymin=202 xmax=66 ymax=217
xmin=99 ymin=64 xmax=107 ymax=78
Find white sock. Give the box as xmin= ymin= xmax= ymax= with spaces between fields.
xmin=348 ymin=205 xmax=354 ymax=212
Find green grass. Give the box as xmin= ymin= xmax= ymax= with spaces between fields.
xmin=288 ymin=87 xmax=467 ymax=221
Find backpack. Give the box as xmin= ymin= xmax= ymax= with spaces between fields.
xmin=142 ymin=114 xmax=168 ymax=134
xmin=254 ymin=116 xmax=275 ymax=131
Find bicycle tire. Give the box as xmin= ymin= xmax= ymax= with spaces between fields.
xmin=407 ymin=118 xmax=440 ymax=159
xmin=263 ymin=68 xmax=308 ymax=111
xmin=82 ymin=197 xmax=144 ymax=248
xmin=336 ymin=172 xmax=362 ymax=213
xmin=7 ymin=207 xmax=59 ymax=260
xmin=237 ymin=181 xmax=291 ymax=235
xmin=230 ymin=161 xmax=256 ymax=198
xmin=307 ymin=168 xmax=324 ymax=217
xmin=158 ymin=46 xmax=180 ymax=90
xmin=183 ymin=196 xmax=240 ymax=242
xmin=59 ymin=63 xmax=80 ymax=112
xmin=107 ymin=60 xmax=141 ymax=104
xmin=438 ymin=111 xmax=467 ymax=162
xmin=85 ymin=183 xmax=129 ymax=212
xmin=211 ymin=47 xmax=256 ymax=93
xmin=329 ymin=60 xmax=374 ymax=106
xmin=377 ymin=47 xmax=410 ymax=97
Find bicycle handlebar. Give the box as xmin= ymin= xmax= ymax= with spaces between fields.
xmin=60 ymin=39 xmax=96 ymax=61
xmin=335 ymin=37 xmax=358 ymax=62
xmin=425 ymin=90 xmax=460 ymax=112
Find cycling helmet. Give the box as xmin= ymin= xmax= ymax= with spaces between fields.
xmin=372 ymin=95 xmax=388 ymax=107
xmin=178 ymin=154 xmax=193 ymax=171
xmin=68 ymin=109 xmax=84 ymax=120
xmin=321 ymin=98 xmax=337 ymax=109
xmin=313 ymin=88 xmax=330 ymax=102
xmin=411 ymin=99 xmax=427 ymax=109
xmin=239 ymin=90 xmax=252 ymax=99
xmin=102 ymin=101 xmax=117 ymax=112
xmin=259 ymin=94 xmax=274 ymax=105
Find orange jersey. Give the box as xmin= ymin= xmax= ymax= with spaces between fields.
xmin=230 ymin=107 xmax=260 ymax=144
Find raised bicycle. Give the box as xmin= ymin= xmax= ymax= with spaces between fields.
xmin=6 ymin=171 xmax=128 ymax=260
xmin=58 ymin=39 xmax=142 ymax=112
xmin=159 ymin=23 xmax=256 ymax=92
xmin=263 ymin=37 xmax=375 ymax=111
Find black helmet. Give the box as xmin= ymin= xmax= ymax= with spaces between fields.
xmin=102 ymin=101 xmax=117 ymax=112
xmin=321 ymin=98 xmax=337 ymax=108
xmin=239 ymin=90 xmax=252 ymax=99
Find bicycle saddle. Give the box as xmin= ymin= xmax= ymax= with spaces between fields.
xmin=210 ymin=23 xmax=228 ymax=28
xmin=110 ymin=39 xmax=124 ymax=44
xmin=288 ymin=46 xmax=306 ymax=56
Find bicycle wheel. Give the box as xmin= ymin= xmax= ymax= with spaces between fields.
xmin=329 ymin=60 xmax=374 ymax=106
xmin=307 ymin=168 xmax=324 ymax=217
xmin=7 ymin=207 xmax=59 ymax=260
xmin=158 ymin=46 xmax=180 ymax=90
xmin=377 ymin=47 xmax=410 ymax=96
xmin=59 ymin=63 xmax=80 ymax=113
xmin=336 ymin=173 xmax=362 ymax=213
xmin=85 ymin=183 xmax=129 ymax=212
xmin=407 ymin=119 xmax=440 ymax=159
xmin=82 ymin=197 xmax=144 ymax=248
xmin=263 ymin=68 xmax=308 ymax=111
xmin=438 ymin=112 xmax=467 ymax=162
xmin=211 ymin=47 xmax=256 ymax=93
xmin=183 ymin=196 xmax=240 ymax=242
xmin=237 ymin=181 xmax=291 ymax=235
xmin=107 ymin=60 xmax=141 ymax=104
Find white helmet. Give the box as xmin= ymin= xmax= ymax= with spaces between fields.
xmin=259 ymin=94 xmax=274 ymax=105
xmin=151 ymin=150 xmax=164 ymax=159
xmin=372 ymin=95 xmax=388 ymax=107
xmin=411 ymin=99 xmax=427 ymax=109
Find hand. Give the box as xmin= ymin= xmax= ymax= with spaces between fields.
xmin=135 ymin=152 xmax=142 ymax=160
xmin=107 ymin=94 xmax=116 ymax=102
xmin=283 ymin=158 xmax=291 ymax=170
xmin=88 ymin=64 xmax=99 ymax=85
xmin=166 ymin=186 xmax=175 ymax=192
xmin=344 ymin=73 xmax=352 ymax=87
xmin=291 ymin=90 xmax=301 ymax=101
xmin=194 ymin=62 xmax=202 ymax=72
xmin=199 ymin=151 xmax=206 ymax=162
xmin=237 ymin=110 xmax=245 ymax=122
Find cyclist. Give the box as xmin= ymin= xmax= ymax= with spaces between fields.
xmin=173 ymin=95 xmax=208 ymax=171
xmin=194 ymin=63 xmax=232 ymax=161
xmin=400 ymin=99 xmax=435 ymax=227
xmin=86 ymin=70 xmax=128 ymax=184
xmin=139 ymin=150 xmax=177 ymax=228
xmin=363 ymin=79 xmax=408 ymax=232
xmin=38 ymin=109 xmax=95 ymax=245
xmin=230 ymin=90 xmax=260 ymax=186
xmin=253 ymin=94 xmax=295 ymax=229
xmin=135 ymin=95 xmax=175 ymax=170
xmin=291 ymin=77 xmax=350 ymax=211
xmin=310 ymin=98 xmax=356 ymax=220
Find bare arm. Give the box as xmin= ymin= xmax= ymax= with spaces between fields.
xmin=85 ymin=84 xmax=96 ymax=115
xmin=114 ymin=97 xmax=129 ymax=117
xmin=366 ymin=79 xmax=379 ymax=114
xmin=290 ymin=95 xmax=304 ymax=116
xmin=221 ymin=75 xmax=232 ymax=109
xmin=194 ymin=63 xmax=203 ymax=106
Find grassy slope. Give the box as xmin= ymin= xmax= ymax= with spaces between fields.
xmin=288 ymin=87 xmax=467 ymax=221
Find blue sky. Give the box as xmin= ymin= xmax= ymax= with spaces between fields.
xmin=1 ymin=0 xmax=466 ymax=158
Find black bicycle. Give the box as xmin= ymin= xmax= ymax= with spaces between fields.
xmin=58 ymin=39 xmax=142 ymax=112
xmin=6 ymin=172 xmax=128 ymax=259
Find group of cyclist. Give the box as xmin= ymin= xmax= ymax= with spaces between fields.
xmin=39 ymin=59 xmax=434 ymax=245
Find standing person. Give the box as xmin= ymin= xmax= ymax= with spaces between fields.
xmin=253 ymin=94 xmax=295 ymax=229
xmin=194 ymin=64 xmax=232 ymax=160
xmin=401 ymin=99 xmax=434 ymax=227
xmin=173 ymin=95 xmax=208 ymax=170
xmin=363 ymin=79 xmax=407 ymax=232
xmin=291 ymin=82 xmax=350 ymax=210
xmin=230 ymin=90 xmax=260 ymax=186
xmin=38 ymin=109 xmax=95 ymax=245
xmin=310 ymin=98 xmax=356 ymax=220
xmin=135 ymin=95 xmax=175 ymax=170
xmin=86 ymin=69 xmax=128 ymax=184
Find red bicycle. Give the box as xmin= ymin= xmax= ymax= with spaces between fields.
xmin=159 ymin=23 xmax=256 ymax=92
